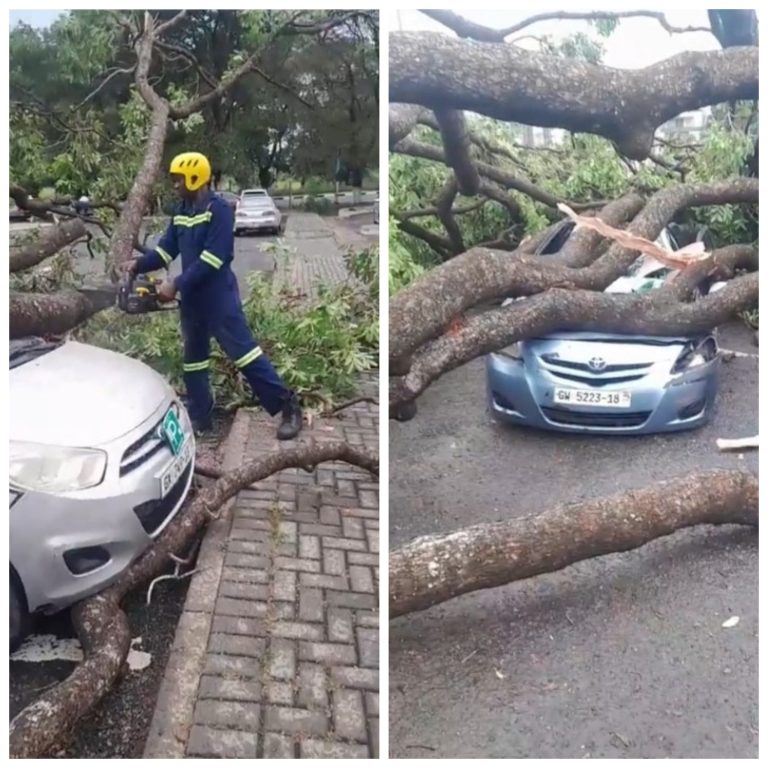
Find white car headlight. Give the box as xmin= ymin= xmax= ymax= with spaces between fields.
xmin=10 ymin=442 xmax=107 ymax=493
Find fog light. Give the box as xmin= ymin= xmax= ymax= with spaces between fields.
xmin=678 ymin=399 xmax=706 ymax=420
xmin=493 ymin=392 xmax=516 ymax=411
xmin=63 ymin=546 xmax=110 ymax=575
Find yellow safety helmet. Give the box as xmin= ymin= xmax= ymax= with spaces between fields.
xmin=169 ymin=151 xmax=212 ymax=191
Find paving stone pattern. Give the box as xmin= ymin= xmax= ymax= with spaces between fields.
xmin=186 ymin=404 xmax=379 ymax=758
xmin=274 ymin=214 xmax=357 ymax=301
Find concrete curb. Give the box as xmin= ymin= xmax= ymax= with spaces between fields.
xmin=143 ymin=410 xmax=251 ymax=758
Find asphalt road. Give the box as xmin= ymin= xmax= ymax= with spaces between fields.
xmin=389 ymin=320 xmax=758 ymax=759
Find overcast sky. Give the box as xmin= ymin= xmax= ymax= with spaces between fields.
xmin=391 ymin=9 xmax=738 ymax=69
xmin=9 ymin=9 xmax=66 ymax=28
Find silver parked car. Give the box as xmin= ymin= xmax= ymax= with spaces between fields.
xmin=10 ymin=338 xmax=195 ymax=650
xmin=486 ymin=225 xmax=723 ymax=435
xmin=234 ymin=195 xmax=282 ymax=236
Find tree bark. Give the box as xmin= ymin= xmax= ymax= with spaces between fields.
xmin=432 ymin=108 xmax=480 ymax=195
xmin=390 ymin=32 xmax=758 ymax=159
xmin=389 ymin=103 xmax=428 ymax=149
xmin=9 ymin=440 xmax=378 ymax=758
xmin=10 ymin=289 xmax=117 ymax=339
xmin=10 ymin=219 xmax=87 ymax=273
xmin=390 ymin=469 xmax=757 ymax=618
xmin=107 ymin=104 xmax=170 ymax=278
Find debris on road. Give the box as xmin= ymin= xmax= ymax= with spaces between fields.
xmin=717 ymin=436 xmax=758 ymax=452
xmin=11 ymin=634 xmax=153 ymax=671
xmin=722 ymin=616 xmax=740 ymax=629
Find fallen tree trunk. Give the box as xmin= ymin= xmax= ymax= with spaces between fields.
xmin=10 ymin=288 xmax=117 ymax=339
xmin=390 ymin=269 xmax=758 ymax=407
xmin=10 ymin=219 xmax=87 ymax=273
xmin=390 ymin=469 xmax=757 ymax=618
xmin=9 ymin=440 xmax=378 ymax=759
xmin=390 ymin=32 xmax=758 ymax=158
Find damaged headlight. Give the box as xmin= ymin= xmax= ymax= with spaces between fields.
xmin=10 ymin=442 xmax=107 ymax=493
xmin=671 ymin=338 xmax=718 ymax=373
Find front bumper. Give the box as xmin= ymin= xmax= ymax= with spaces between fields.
xmin=486 ymin=352 xmax=720 ymax=435
xmin=10 ymin=400 xmax=195 ymax=614
xmin=236 ymin=215 xmax=280 ymax=231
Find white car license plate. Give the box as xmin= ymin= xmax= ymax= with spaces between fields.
xmin=553 ymin=388 xmax=632 ymax=408
xmin=160 ymin=438 xmax=193 ymax=498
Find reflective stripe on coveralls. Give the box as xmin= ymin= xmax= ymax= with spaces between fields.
xmin=200 ymin=249 xmax=224 ymax=269
xmin=234 ymin=346 xmax=263 ymax=368
xmin=156 ymin=246 xmax=173 ymax=265
xmin=183 ymin=359 xmax=210 ymax=372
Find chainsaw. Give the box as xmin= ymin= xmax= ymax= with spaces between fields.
xmin=117 ymin=274 xmax=179 ymax=314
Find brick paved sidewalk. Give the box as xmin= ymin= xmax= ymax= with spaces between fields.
xmin=274 ymin=214 xmax=355 ymax=301
xmin=144 ymin=402 xmax=379 ymax=759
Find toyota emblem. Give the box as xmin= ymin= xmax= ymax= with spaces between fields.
xmin=589 ymin=356 xmax=607 ymax=371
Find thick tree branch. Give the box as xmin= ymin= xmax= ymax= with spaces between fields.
xmin=10 ymin=289 xmax=117 ymax=339
xmin=390 ymin=469 xmax=757 ymax=618
xmin=435 ymin=176 xmax=465 ymax=253
xmin=389 ymin=178 xmax=758 ymax=362
xmin=666 ymin=244 xmax=758 ymax=300
xmin=556 ymin=193 xmax=645 ymax=267
xmin=389 ymin=103 xmax=429 ymax=149
xmin=154 ymin=9 xmax=189 ymax=36
xmin=396 ymin=219 xmax=454 ymax=259
xmin=10 ymin=219 xmax=87 ymax=273
xmin=432 ymin=109 xmax=480 ymax=195
xmin=391 ymin=270 xmax=758 ymax=407
xmin=391 ymin=32 xmax=757 ymax=158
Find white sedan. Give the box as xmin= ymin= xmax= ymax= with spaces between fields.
xmin=10 ymin=338 xmax=195 ymax=651
xmin=234 ymin=196 xmax=283 ymax=236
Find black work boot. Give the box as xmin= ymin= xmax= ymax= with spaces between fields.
xmin=277 ymin=394 xmax=303 ymax=440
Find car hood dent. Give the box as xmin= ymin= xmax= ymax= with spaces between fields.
xmin=10 ymin=341 xmax=171 ymax=447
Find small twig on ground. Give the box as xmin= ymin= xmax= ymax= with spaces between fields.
xmin=323 ymin=396 xmax=380 ymax=416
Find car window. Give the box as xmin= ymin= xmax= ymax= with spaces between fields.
xmin=240 ymin=198 xmax=275 ymax=209
xmin=10 ymin=337 xmax=62 ymax=369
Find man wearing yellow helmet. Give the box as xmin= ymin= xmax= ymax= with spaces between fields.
xmin=126 ymin=151 xmax=302 ymax=440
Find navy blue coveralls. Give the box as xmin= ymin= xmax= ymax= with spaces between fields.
xmin=134 ymin=191 xmax=291 ymax=424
